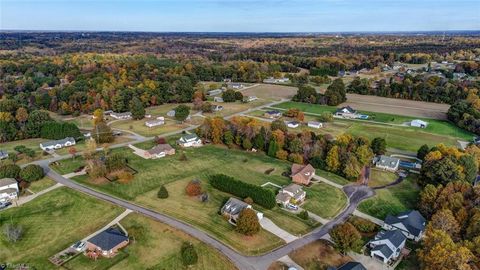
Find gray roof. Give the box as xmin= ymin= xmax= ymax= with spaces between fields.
xmin=338 ymin=262 xmax=367 ymax=270
xmin=148 ymin=144 xmax=174 ymax=155
xmin=266 ymin=110 xmax=281 ymax=115
xmin=372 ymin=244 xmax=394 ymax=258
xmin=377 ymin=155 xmax=400 ymax=169
xmin=221 ymin=197 xmax=249 ymax=216
xmin=384 ymin=210 xmax=426 ymax=237
xmin=41 ymin=137 xmax=76 ymax=148
xmin=180 ymin=134 xmax=199 ymax=141
xmin=336 ymin=106 xmax=356 ymax=114
xmin=111 ymin=111 xmax=132 ymax=117
xmin=276 ymin=192 xmax=291 ymax=203
xmin=283 ymin=183 xmax=303 ymax=194
xmin=0 ymin=178 xmax=17 ymax=187
xmin=374 ymin=230 xmax=406 ymax=248
xmin=87 ymin=227 xmax=128 ymax=251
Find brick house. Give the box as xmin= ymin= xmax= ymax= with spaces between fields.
xmin=291 ymin=164 xmax=315 ymax=185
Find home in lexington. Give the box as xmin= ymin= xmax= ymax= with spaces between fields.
xmin=109 ymin=112 xmax=132 ymax=120
xmin=145 ymin=144 xmax=176 ymax=159
xmin=287 ymin=121 xmax=300 ymax=128
xmin=0 ymin=150 xmax=8 ymax=160
xmin=275 ymin=183 xmax=306 ymax=207
xmin=212 ymin=105 xmax=224 ymax=112
xmin=213 ymin=97 xmax=224 ymax=103
xmin=374 ymin=155 xmax=400 ymax=172
xmin=177 ymin=134 xmax=203 ymax=148
xmin=145 ymin=119 xmax=165 ymax=128
xmin=410 ymin=119 xmax=428 ymax=128
xmin=86 ymin=227 xmax=129 ymax=258
xmin=40 ymin=137 xmax=76 ymax=151
xmin=383 ymin=210 xmax=426 ymax=242
xmin=243 ymin=96 xmax=258 ymax=102
xmin=227 ymin=82 xmax=244 ymax=89
xmin=207 ymin=89 xmax=223 ymax=96
xmin=264 ymin=110 xmax=282 ymax=119
xmin=0 ymin=178 xmax=19 ymax=202
xmin=291 ymin=163 xmax=315 ymax=185
xmin=334 ymin=106 xmax=357 ymax=119
xmin=221 ymin=197 xmax=263 ymax=225
xmin=368 ymin=230 xmax=406 ymax=264
xmin=307 ymin=121 xmax=323 ymax=129
xmin=263 ymin=77 xmax=290 ymax=84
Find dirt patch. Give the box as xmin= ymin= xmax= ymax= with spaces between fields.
xmin=341 ymin=94 xmax=450 ymax=120
xmin=289 ymin=240 xmax=351 ymax=269
xmin=242 ymin=84 xmax=298 ymax=100
xmin=267 ymin=261 xmax=289 ymax=270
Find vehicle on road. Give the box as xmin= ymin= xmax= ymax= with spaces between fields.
xmin=286 ymin=203 xmax=298 ymax=210
xmin=0 ymin=201 xmax=12 ymax=210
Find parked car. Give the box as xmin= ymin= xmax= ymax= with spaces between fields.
xmin=0 ymin=201 xmax=12 ymax=210
xmin=71 ymin=241 xmax=86 ymax=252
xmin=286 ymin=203 xmax=298 ymax=210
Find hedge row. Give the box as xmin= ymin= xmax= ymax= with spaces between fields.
xmin=209 ymin=174 xmax=276 ymax=209
xmin=40 ymin=122 xmax=81 ymax=140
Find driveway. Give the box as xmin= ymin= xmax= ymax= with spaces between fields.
xmin=260 ymin=217 xmax=298 ymax=243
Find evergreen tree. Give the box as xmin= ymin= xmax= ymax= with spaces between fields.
xmin=267 ymin=139 xmax=278 ymax=157
xmin=130 ymin=97 xmax=145 ymax=120
xmin=157 ymin=185 xmax=169 ymax=199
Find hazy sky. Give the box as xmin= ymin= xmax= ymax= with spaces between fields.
xmin=1 ymin=0 xmax=479 ymax=32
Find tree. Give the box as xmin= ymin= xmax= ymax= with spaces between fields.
xmin=0 ymin=164 xmax=21 ymax=179
xmin=318 ymin=112 xmax=333 ymax=122
xmin=157 ymin=185 xmax=169 ymax=199
xmin=417 ymin=144 xmax=430 ymax=160
xmin=234 ymin=91 xmax=243 ymax=101
xmin=25 ymin=110 xmax=52 ymax=138
xmin=420 ymin=156 xmax=465 ymax=186
xmin=355 ymin=145 xmax=374 ymax=165
xmin=288 ymin=153 xmax=304 ymax=164
xmin=185 ymin=180 xmax=202 ymax=196
xmin=15 ymin=107 xmax=28 ymax=124
xmin=69 ymin=147 xmax=77 ymax=160
xmin=330 ymin=222 xmax=363 ymax=254
xmin=325 ymin=78 xmax=346 ymax=106
xmin=370 ymin=137 xmax=386 ymax=155
xmin=3 ymin=224 xmax=23 ymax=243
xmin=92 ymin=122 xmax=113 ymax=143
xmin=19 ymin=164 xmax=44 ymax=182
xmin=223 ymin=130 xmax=234 ymax=147
xmin=130 ymin=97 xmax=145 ymax=120
xmin=326 ymin=145 xmax=340 ymax=172
xmin=174 ymin=105 xmax=190 ymax=122
xmin=459 ymin=155 xmax=478 ymax=183
xmin=236 ymin=208 xmax=261 ymax=236
xmin=180 ymin=242 xmax=198 ymax=266
xmin=428 ymin=209 xmax=460 ymax=239
xmin=242 ymin=137 xmax=252 ymax=150
xmin=276 ymin=149 xmax=288 ymax=160
xmin=343 ymin=154 xmax=362 ymax=180
xmin=93 ymin=109 xmax=104 ymax=125
xmin=271 ymin=120 xmax=287 ymax=132
xmin=267 ymin=139 xmax=279 ymax=157
xmin=297 ymin=210 xmax=309 ymax=220
xmin=222 ymin=89 xmax=237 ymax=102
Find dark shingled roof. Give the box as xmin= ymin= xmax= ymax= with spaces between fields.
xmin=372 ymin=244 xmax=394 ymax=258
xmin=384 ymin=210 xmax=426 ymax=237
xmin=87 ymin=227 xmax=128 ymax=251
xmin=338 ymin=262 xmax=367 ymax=270
xmin=376 ymin=230 xmax=406 ymax=247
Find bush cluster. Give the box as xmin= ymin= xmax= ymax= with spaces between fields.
xmin=19 ymin=164 xmax=44 ymax=182
xmin=40 ymin=122 xmax=81 ymax=140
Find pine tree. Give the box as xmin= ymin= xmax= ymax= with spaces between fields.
xmin=157 ymin=185 xmax=169 ymax=199
xmin=130 ymin=97 xmax=145 ymax=120
xmin=326 ymin=145 xmax=340 ymax=172
xmin=267 ymin=139 xmax=278 ymax=157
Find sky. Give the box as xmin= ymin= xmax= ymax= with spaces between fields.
xmin=1 ymin=0 xmax=479 ymax=32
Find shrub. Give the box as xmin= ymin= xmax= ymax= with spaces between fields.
xmin=298 ymin=210 xmax=309 ymax=220
xmin=0 ymin=164 xmax=21 ymax=179
xmin=276 ymin=150 xmax=288 ymax=160
xmin=157 ymin=185 xmax=169 ymax=199
xmin=179 ymin=153 xmax=188 ymax=161
xmin=3 ymin=224 xmax=23 ymax=243
xmin=349 ymin=216 xmax=377 ymax=233
xmin=236 ymin=208 xmax=261 ymax=236
xmin=19 ymin=164 xmax=44 ymax=182
xmin=117 ymin=171 xmax=134 ymax=183
xmin=288 ymin=153 xmax=304 ymax=164
xmin=244 ymin=197 xmax=253 ymax=204
xmin=264 ymin=168 xmax=275 ymax=175
xmin=180 ymin=242 xmax=198 ymax=266
xmin=185 ymin=180 xmax=202 ymax=196
xmin=318 ymin=112 xmax=334 ymax=122
xmin=209 ymin=174 xmax=276 ymax=209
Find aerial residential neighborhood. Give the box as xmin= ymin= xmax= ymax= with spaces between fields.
xmin=1 ymin=2 xmax=480 ymax=270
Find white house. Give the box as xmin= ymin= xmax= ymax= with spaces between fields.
xmin=410 ymin=119 xmax=428 ymax=128
xmin=212 ymin=105 xmax=224 ymax=112
xmin=307 ymin=121 xmax=323 ymax=129
xmin=221 ymin=197 xmax=263 ymax=225
xmin=383 ymin=210 xmax=426 ymax=242
xmin=275 ymin=184 xmax=306 ymax=207
xmin=145 ymin=119 xmax=164 ymax=128
xmin=287 ymin=121 xmax=300 ymax=128
xmin=167 ymin=110 xmax=176 ymax=117
xmin=227 ymin=82 xmax=244 ymax=89
xmin=369 ymin=230 xmax=406 ymax=264
xmin=207 ymin=89 xmax=223 ymax=96
xmin=0 ymin=178 xmax=19 ymax=202
xmin=264 ymin=110 xmax=282 ymax=119
xmin=263 ymin=77 xmax=290 ymax=84
xmin=375 ymin=155 xmax=400 ymax=172
xmin=110 ymin=112 xmax=132 ymax=120
xmin=0 ymin=150 xmax=8 ymax=160
xmin=213 ymin=97 xmax=224 ymax=103
xmin=335 ymin=106 xmax=358 ymax=119
xmin=244 ymin=96 xmax=258 ymax=102
xmin=40 ymin=137 xmax=76 ymax=151
xmin=177 ymin=134 xmax=203 ymax=148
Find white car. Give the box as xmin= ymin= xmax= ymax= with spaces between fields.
xmin=71 ymin=241 xmax=86 ymax=252
xmin=286 ymin=203 xmax=298 ymax=210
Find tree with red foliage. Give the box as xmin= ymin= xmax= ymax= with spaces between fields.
xmin=185 ymin=180 xmax=202 ymax=196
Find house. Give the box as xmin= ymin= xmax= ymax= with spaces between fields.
xmin=331 ymin=262 xmax=367 ymax=270
xmin=383 ymin=210 xmax=426 ymax=241
xmin=177 ymin=134 xmax=203 ymax=148
xmin=145 ymin=144 xmax=175 ymax=159
xmin=369 ymin=230 xmax=406 ymax=264
xmin=263 ymin=77 xmax=289 ymax=84
xmin=410 ymin=119 xmax=428 ymax=128
xmin=167 ymin=110 xmax=176 ymax=117
xmin=0 ymin=178 xmax=19 ymax=202
xmin=291 ymin=164 xmax=315 ymax=185
xmin=207 ymin=89 xmax=223 ymax=96
xmin=110 ymin=112 xmax=132 ymax=120
xmin=212 ymin=105 xmax=224 ymax=112
xmin=287 ymin=121 xmax=300 ymax=128
xmin=213 ymin=97 xmax=224 ymax=103
xmin=335 ymin=106 xmax=357 ymax=119
xmin=40 ymin=137 xmax=76 ymax=151
xmin=275 ymin=184 xmax=306 ymax=207
xmin=264 ymin=110 xmax=282 ymax=119
xmin=221 ymin=197 xmax=263 ymax=225
xmin=227 ymin=82 xmax=244 ymax=89
xmin=0 ymin=150 xmax=8 ymax=160
xmin=307 ymin=121 xmax=323 ymax=129
xmin=375 ymin=155 xmax=400 ymax=172
xmin=244 ymin=96 xmax=258 ymax=102
xmin=86 ymin=227 xmax=129 ymax=258
xmin=145 ymin=119 xmax=164 ymax=128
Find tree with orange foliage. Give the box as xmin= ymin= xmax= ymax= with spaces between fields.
xmin=210 ymin=117 xmax=226 ymax=144
xmin=185 ymin=180 xmax=202 ymax=197
xmin=68 ymin=147 xmax=77 ymax=160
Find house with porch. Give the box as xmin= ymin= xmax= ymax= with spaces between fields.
xmin=291 ymin=164 xmax=315 ymax=185
xmin=0 ymin=178 xmax=19 ymax=202
xmin=334 ymin=106 xmax=358 ymax=119
xmin=145 ymin=119 xmax=165 ymax=128
xmin=40 ymin=137 xmax=76 ymax=151
xmin=264 ymin=110 xmax=282 ymax=119
xmin=177 ymin=134 xmax=203 ymax=148
xmin=86 ymin=227 xmax=129 ymax=258
xmin=220 ymin=197 xmax=263 ymax=225
xmin=374 ymin=155 xmax=400 ymax=172
xmin=383 ymin=210 xmax=426 ymax=242
xmin=275 ymin=183 xmax=306 ymax=207
xmin=110 ymin=112 xmax=132 ymax=120
xmin=369 ymin=230 xmax=406 ymax=264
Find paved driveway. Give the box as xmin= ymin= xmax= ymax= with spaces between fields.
xmin=260 ymin=218 xmax=298 ymax=243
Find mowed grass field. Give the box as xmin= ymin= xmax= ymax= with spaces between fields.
xmin=302 ymin=183 xmax=347 ymax=218
xmin=358 ymin=175 xmax=420 ymax=219
xmin=110 ymin=117 xmax=195 ymax=137
xmin=64 ymin=213 xmax=237 ymax=270
xmin=0 ymin=188 xmax=123 ymax=269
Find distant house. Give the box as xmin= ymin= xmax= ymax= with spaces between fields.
xmin=275 ymin=184 xmax=306 ymax=207
xmin=0 ymin=150 xmax=8 ymax=160
xmin=207 ymin=89 xmax=223 ymax=96
xmin=40 ymin=137 xmax=76 ymax=151
xmin=86 ymin=227 xmax=129 ymax=258
xmin=369 ymin=230 xmax=406 ymax=264
xmin=145 ymin=119 xmax=164 ymax=128
xmin=263 ymin=77 xmax=289 ymax=84
xmin=291 ymin=164 xmax=315 ymax=185
xmin=221 ymin=197 xmax=263 ymax=225
xmin=227 ymin=82 xmax=244 ymax=89
xmin=307 ymin=121 xmax=323 ymax=129
xmin=244 ymin=96 xmax=258 ymax=102
xmin=410 ymin=119 xmax=428 ymax=128
xmin=383 ymin=210 xmax=426 ymax=242
xmin=145 ymin=144 xmax=175 ymax=159
xmin=110 ymin=112 xmax=132 ymax=120
xmin=375 ymin=155 xmax=400 ymax=172
xmin=177 ymin=134 xmax=202 ymax=148
xmin=212 ymin=105 xmax=224 ymax=112
xmin=167 ymin=110 xmax=176 ymax=117
xmin=0 ymin=178 xmax=19 ymax=202
xmin=335 ymin=106 xmax=357 ymax=119
xmin=264 ymin=110 xmax=282 ymax=119
xmin=287 ymin=121 xmax=300 ymax=128
xmin=331 ymin=262 xmax=367 ymax=270
xmin=213 ymin=97 xmax=224 ymax=103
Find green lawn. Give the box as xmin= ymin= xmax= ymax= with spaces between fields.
xmin=110 ymin=117 xmax=194 ymax=137
xmin=27 ymin=177 xmax=57 ymax=193
xmin=50 ymin=157 xmax=86 ymax=175
xmin=358 ymin=175 xmax=420 ymax=219
xmin=0 ymin=138 xmax=49 ymax=164
xmin=315 ymin=169 xmax=351 ymax=186
xmin=0 ymin=187 xmax=123 ymax=269
xmin=302 ymin=183 xmax=348 ymax=218
xmin=367 ymin=169 xmax=398 ymax=187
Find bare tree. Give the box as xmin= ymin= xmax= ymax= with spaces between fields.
xmin=3 ymin=224 xmax=23 ymax=243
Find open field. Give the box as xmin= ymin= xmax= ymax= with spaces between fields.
xmin=0 ymin=138 xmax=50 ymax=164
xmin=302 ymin=183 xmax=347 ymax=218
xmin=64 ymin=213 xmax=237 ymax=270
xmin=316 ymin=170 xmax=351 ymax=186
xmin=358 ymin=175 xmax=420 ymax=219
xmin=289 ymin=240 xmax=352 ymax=270
xmin=205 ymin=100 xmax=271 ymax=117
xmin=367 ymin=169 xmax=397 ymax=187
xmin=27 ymin=176 xmax=57 ymax=193
xmin=0 ymin=187 xmax=123 ymax=269
xmin=110 ymin=117 xmax=196 ymax=137
xmin=240 ymin=84 xmax=297 ymax=101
